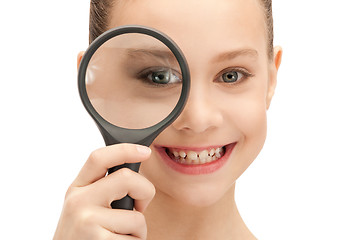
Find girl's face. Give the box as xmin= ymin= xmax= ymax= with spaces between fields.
xmin=109 ymin=0 xmax=280 ymax=206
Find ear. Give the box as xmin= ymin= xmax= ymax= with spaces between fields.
xmin=266 ymin=46 xmax=283 ymax=110
xmin=77 ymin=51 xmax=85 ymax=71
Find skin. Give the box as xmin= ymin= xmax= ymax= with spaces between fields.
xmin=54 ymin=0 xmax=282 ymax=239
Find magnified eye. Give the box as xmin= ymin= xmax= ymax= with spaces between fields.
xmin=149 ymin=70 xmax=172 ymax=84
xmin=139 ymin=67 xmax=181 ymax=86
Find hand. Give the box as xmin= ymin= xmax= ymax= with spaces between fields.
xmin=53 ymin=144 xmax=155 ymax=240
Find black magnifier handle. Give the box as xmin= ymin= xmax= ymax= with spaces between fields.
xmin=108 ymin=162 xmax=141 ymax=210
xmin=111 ymin=195 xmax=134 ymax=210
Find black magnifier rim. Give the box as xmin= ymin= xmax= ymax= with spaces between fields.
xmin=78 ymin=25 xmax=190 ymax=145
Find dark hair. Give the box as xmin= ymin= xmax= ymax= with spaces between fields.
xmin=89 ymin=0 xmax=273 ymax=59
xmin=261 ymin=0 xmax=274 ymax=59
xmin=89 ymin=0 xmax=114 ymax=44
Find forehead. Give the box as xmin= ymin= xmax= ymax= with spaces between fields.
xmin=109 ymin=0 xmax=267 ymax=60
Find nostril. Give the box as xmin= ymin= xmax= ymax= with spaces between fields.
xmin=170 ymin=91 xmax=224 ymax=133
xmin=171 ymin=112 xmax=223 ymax=133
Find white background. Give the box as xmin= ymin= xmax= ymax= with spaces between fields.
xmin=0 ymin=1 xmax=359 ymax=239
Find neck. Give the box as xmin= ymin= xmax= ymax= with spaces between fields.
xmin=144 ymin=184 xmax=256 ymax=240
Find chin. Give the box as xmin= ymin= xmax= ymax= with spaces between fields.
xmin=165 ymin=181 xmax=234 ymax=209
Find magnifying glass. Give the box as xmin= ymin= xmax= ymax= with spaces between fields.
xmin=78 ymin=25 xmax=190 ymax=210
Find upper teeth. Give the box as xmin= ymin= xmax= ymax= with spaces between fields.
xmin=168 ymin=147 xmax=225 ymax=164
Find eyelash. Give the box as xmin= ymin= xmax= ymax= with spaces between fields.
xmin=215 ymin=67 xmax=254 ymax=85
xmin=136 ymin=67 xmax=182 ymax=88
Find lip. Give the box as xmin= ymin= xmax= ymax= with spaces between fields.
xmin=154 ymin=142 xmax=237 ymax=175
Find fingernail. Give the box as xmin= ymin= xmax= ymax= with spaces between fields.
xmin=136 ymin=145 xmax=151 ymax=155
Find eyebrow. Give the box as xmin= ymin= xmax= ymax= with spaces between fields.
xmin=126 ymin=48 xmax=177 ymax=62
xmin=213 ymin=48 xmax=259 ymax=62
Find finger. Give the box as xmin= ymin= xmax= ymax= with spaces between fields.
xmin=95 ymin=226 xmax=143 ymax=240
xmin=96 ymin=207 xmax=147 ymax=239
xmin=71 ymin=144 xmax=151 ymax=187
xmin=105 ymin=232 xmax=142 ymax=240
xmin=114 ymin=235 xmax=142 ymax=240
xmin=87 ymin=167 xmax=155 ymax=212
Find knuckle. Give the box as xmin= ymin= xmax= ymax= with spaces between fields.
xmin=63 ymin=193 xmax=97 ymax=230
xmin=74 ymin=210 xmax=98 ymax=238
xmin=88 ymin=149 xmax=102 ymax=166
xmin=117 ymin=167 xmax=134 ymax=179
xmin=78 ymin=209 xmax=96 ymax=227
xmin=63 ymin=188 xmax=86 ymax=213
xmin=65 ymin=186 xmax=75 ymax=199
xmin=63 ymin=194 xmax=80 ymax=213
xmin=140 ymin=176 xmax=156 ymax=199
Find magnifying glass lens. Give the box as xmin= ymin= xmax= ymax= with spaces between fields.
xmin=85 ymin=33 xmax=183 ymax=129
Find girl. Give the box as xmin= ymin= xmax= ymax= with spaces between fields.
xmin=54 ymin=0 xmax=282 ymax=239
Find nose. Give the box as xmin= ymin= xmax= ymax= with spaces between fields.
xmin=172 ymin=81 xmax=223 ymax=133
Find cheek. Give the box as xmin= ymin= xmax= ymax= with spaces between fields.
xmin=234 ymin=98 xmax=267 ymax=138
xmin=225 ymin=93 xmax=268 ymax=176
xmin=215 ymin=82 xmax=268 ymax=171
xmin=220 ymin=83 xmax=268 ymax=139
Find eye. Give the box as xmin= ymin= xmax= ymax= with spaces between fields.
xmin=217 ymin=68 xmax=254 ymax=84
xmin=222 ymin=71 xmax=242 ymax=83
xmin=137 ymin=67 xmax=182 ymax=87
xmin=148 ymin=69 xmax=180 ymax=84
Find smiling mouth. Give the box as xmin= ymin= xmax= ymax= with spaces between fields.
xmin=165 ymin=146 xmax=226 ymax=165
xmin=156 ymin=143 xmax=236 ymax=175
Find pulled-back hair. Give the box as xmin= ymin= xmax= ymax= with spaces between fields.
xmin=89 ymin=0 xmax=114 ymax=43
xmin=89 ymin=0 xmax=273 ymax=59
